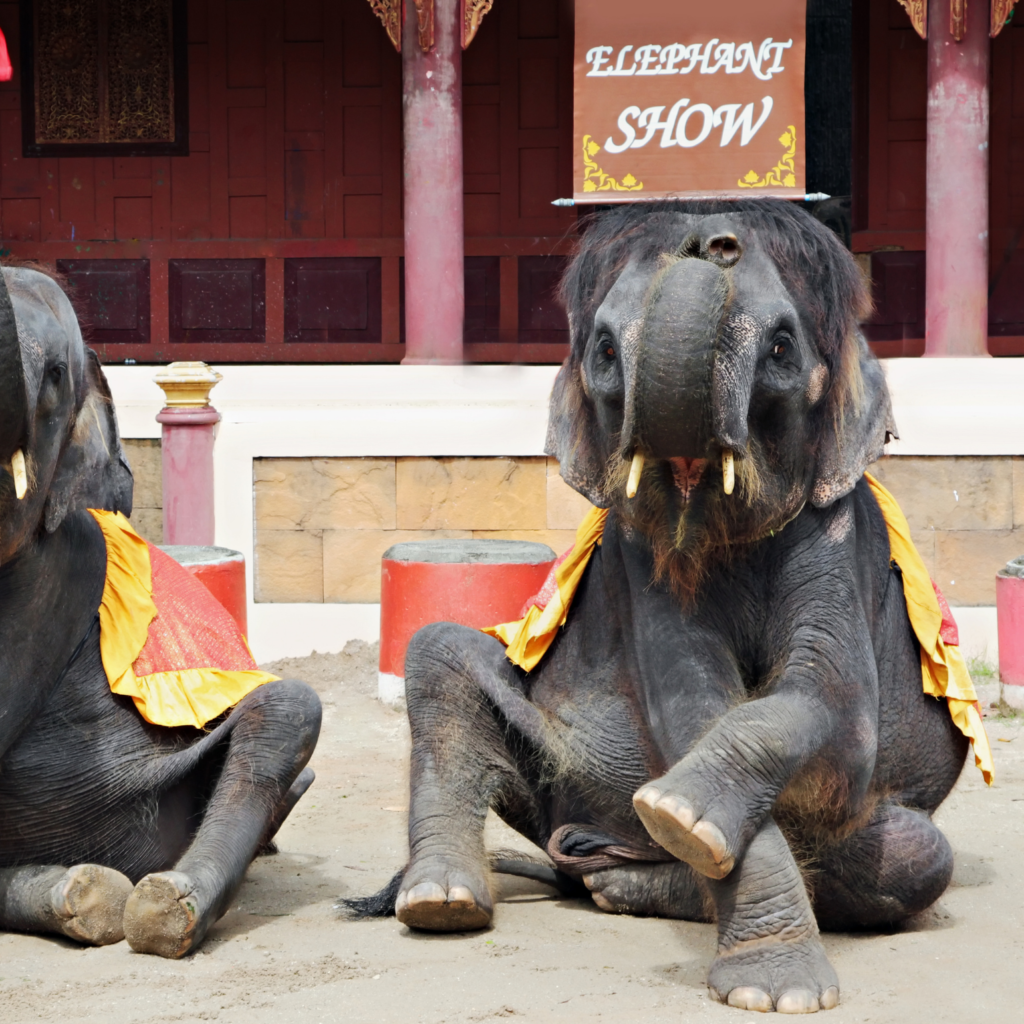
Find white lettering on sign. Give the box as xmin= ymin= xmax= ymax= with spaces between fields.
xmin=604 ymin=97 xmax=775 ymax=153
xmin=585 ymin=39 xmax=792 ymax=79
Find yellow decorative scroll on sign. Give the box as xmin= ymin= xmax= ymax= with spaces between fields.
xmin=581 ymin=135 xmax=644 ymax=193
xmin=739 ymin=126 xmax=798 ymax=189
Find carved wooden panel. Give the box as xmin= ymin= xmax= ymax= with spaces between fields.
xmin=0 ymin=0 xmax=575 ymax=363
xmin=462 ymin=0 xmax=574 ymax=238
xmin=20 ymin=0 xmax=189 ymax=157
xmin=988 ymin=19 xmax=1024 ymax=353
xmin=517 ymin=255 xmax=568 ymax=345
xmin=864 ymin=0 xmax=927 ymax=233
xmin=862 ymin=251 xmax=926 ymax=357
xmin=169 ymin=259 xmax=265 ymax=343
xmin=284 ymin=257 xmax=382 ymax=343
xmin=464 ymin=256 xmax=499 ymax=343
xmin=57 ymin=258 xmax=151 ymax=344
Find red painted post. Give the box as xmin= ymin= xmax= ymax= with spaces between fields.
xmin=154 ymin=362 xmax=222 ymax=545
xmin=924 ymin=0 xmax=990 ymax=357
xmin=401 ymin=0 xmax=464 ymax=365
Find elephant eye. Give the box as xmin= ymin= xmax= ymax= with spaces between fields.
xmin=605 ymin=345 xmax=616 ymax=358
xmin=771 ymin=336 xmax=790 ymax=359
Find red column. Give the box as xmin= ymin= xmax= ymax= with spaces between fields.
xmin=401 ymin=0 xmax=464 ymax=364
xmin=157 ymin=407 xmax=221 ymax=545
xmin=154 ymin=362 xmax=222 ymax=546
xmin=924 ymin=0 xmax=990 ymax=357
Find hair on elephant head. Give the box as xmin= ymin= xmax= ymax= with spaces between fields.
xmin=547 ymin=198 xmax=896 ymax=602
xmin=0 ymin=263 xmax=132 ymax=563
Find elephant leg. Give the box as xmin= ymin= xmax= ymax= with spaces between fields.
xmin=0 ymin=863 xmax=133 ymax=945
xmin=810 ymin=802 xmax=953 ymax=930
xmin=582 ymin=860 xmax=712 ymax=920
xmin=123 ymin=679 xmax=321 ymax=958
xmin=398 ymin=623 xmax=549 ymax=933
xmin=704 ymin=817 xmax=840 ymax=1014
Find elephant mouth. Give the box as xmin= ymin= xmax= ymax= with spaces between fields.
xmin=669 ymin=457 xmax=707 ymax=503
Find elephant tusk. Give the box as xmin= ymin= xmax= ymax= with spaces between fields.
xmin=722 ymin=450 xmax=734 ymax=496
xmin=11 ymin=448 xmax=27 ymax=500
xmin=626 ymin=452 xmax=645 ymax=499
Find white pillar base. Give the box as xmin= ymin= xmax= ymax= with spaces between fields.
xmin=378 ymin=672 xmax=406 ymax=706
xmin=1001 ymin=684 xmax=1024 ymax=712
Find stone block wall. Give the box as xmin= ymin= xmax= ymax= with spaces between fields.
xmin=122 ymin=439 xmax=163 ymax=544
xmin=868 ymin=456 xmax=1024 ymax=606
xmin=118 ymin=448 xmax=1023 ymax=607
xmin=253 ymin=457 xmax=592 ymax=603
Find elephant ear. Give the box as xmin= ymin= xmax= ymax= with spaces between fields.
xmin=810 ymin=335 xmax=897 ymax=508
xmin=44 ymin=349 xmax=134 ymax=532
xmin=544 ymin=360 xmax=612 ymax=508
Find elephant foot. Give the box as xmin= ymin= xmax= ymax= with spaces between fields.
xmin=708 ymin=934 xmax=840 ymax=1014
xmin=396 ymin=857 xmax=493 ymax=933
xmin=583 ymin=862 xmax=711 ymax=921
xmin=123 ymin=871 xmax=207 ymax=958
xmin=50 ymin=864 xmax=133 ymax=945
xmin=632 ymin=784 xmax=734 ymax=879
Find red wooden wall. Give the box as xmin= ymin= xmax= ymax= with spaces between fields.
xmin=0 ymin=0 xmax=576 ymax=363
xmin=855 ymin=0 xmax=1024 ymax=356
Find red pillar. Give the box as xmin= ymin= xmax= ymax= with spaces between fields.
xmin=924 ymin=0 xmax=990 ymax=357
xmin=154 ymin=362 xmax=222 ymax=546
xmin=157 ymin=407 xmax=220 ymax=545
xmin=401 ymin=0 xmax=464 ymax=364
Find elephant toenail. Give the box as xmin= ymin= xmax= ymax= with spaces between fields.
xmin=691 ymin=819 xmax=730 ymax=864
xmin=726 ymin=986 xmax=773 ymax=1012
xmin=658 ymin=796 xmax=696 ymax=831
xmin=819 ymin=987 xmax=840 ymax=1010
xmin=447 ymin=886 xmax=474 ymax=906
xmin=776 ymin=988 xmax=820 ymax=1013
xmin=407 ymin=882 xmax=446 ymax=907
xmin=633 ymin=786 xmax=662 ymax=811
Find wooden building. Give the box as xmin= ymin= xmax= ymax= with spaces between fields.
xmin=0 ymin=0 xmax=1021 ymax=364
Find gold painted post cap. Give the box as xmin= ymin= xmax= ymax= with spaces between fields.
xmin=154 ymin=361 xmax=223 ymax=409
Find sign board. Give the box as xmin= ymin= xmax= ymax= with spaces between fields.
xmin=573 ymin=0 xmax=807 ymax=202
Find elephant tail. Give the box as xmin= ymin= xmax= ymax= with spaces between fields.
xmin=336 ymin=852 xmax=587 ymax=918
xmin=489 ymin=850 xmax=589 ymax=898
xmin=336 ymin=868 xmax=404 ymax=919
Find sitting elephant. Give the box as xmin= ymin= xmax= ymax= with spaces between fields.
xmin=0 ymin=265 xmax=321 ymax=957
xmin=359 ymin=201 xmax=981 ymax=1012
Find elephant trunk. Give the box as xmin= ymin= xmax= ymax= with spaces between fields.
xmin=0 ymin=267 xmax=27 ymax=465
xmin=624 ymin=258 xmax=730 ymax=461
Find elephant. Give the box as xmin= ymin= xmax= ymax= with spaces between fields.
xmin=0 ymin=264 xmax=321 ymax=957
xmin=350 ymin=200 xmax=974 ymax=1013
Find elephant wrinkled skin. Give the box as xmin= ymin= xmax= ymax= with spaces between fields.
xmin=0 ymin=265 xmax=321 ymax=958
xmin=362 ymin=202 xmax=969 ymax=1014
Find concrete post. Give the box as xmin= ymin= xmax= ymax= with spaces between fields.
xmin=924 ymin=0 xmax=990 ymax=356
xmin=154 ymin=361 xmax=222 ymax=545
xmin=401 ymin=0 xmax=464 ymax=364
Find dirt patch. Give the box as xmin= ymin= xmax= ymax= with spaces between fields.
xmin=2 ymin=649 xmax=1023 ymax=1023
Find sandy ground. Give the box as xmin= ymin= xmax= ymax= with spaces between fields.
xmin=2 ymin=642 xmax=1023 ymax=1024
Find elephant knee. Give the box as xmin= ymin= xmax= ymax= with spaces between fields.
xmin=889 ymin=812 xmax=953 ymax=915
xmin=235 ymin=679 xmax=322 ymax=768
xmin=404 ymin=622 xmax=482 ymax=702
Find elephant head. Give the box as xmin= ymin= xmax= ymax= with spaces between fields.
xmin=547 ymin=199 xmax=895 ymax=600
xmin=0 ymin=264 xmax=132 ymax=564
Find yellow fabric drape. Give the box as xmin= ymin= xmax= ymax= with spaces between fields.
xmin=484 ymin=481 xmax=993 ymax=784
xmin=864 ymin=474 xmax=994 ymax=784
xmin=482 ymin=506 xmax=609 ymax=671
xmin=87 ymin=509 xmax=279 ymax=729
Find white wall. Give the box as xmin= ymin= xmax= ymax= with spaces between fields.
xmin=105 ymin=358 xmax=1024 ymax=663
